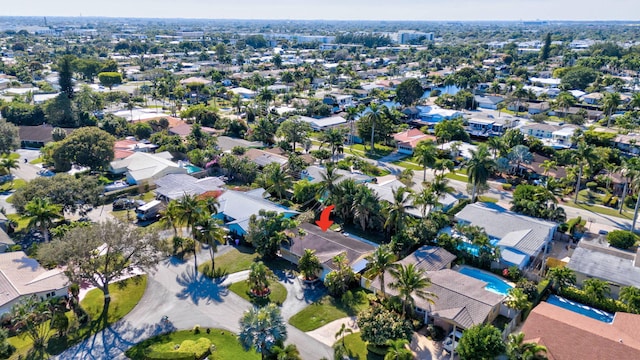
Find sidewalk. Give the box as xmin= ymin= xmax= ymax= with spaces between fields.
xmin=306 ymin=316 xmax=359 ymax=346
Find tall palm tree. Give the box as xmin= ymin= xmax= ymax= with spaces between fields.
xmin=572 ymin=140 xmax=597 ymax=204
xmin=239 ymin=304 xmax=287 ymax=360
xmin=629 ymin=92 xmax=640 ymax=111
xmin=629 ymin=173 xmax=640 ymax=233
xmin=160 ymin=200 xmax=183 ymax=238
xmin=431 ymin=174 xmax=455 ymax=200
xmin=364 ymin=103 xmax=383 ymax=153
xmin=176 ymin=194 xmax=207 ymax=273
xmin=512 ymin=85 xmax=527 ymax=116
xmin=554 ymin=91 xmax=576 ymax=118
xmin=487 ymin=137 xmax=504 ymax=158
xmin=352 ymin=186 xmax=380 ymax=231
xmin=0 ymin=156 xmax=19 ymax=179
xmin=321 ymin=128 xmax=346 ymax=161
xmin=333 ymin=178 xmax=358 ymax=223
xmin=384 ymin=338 xmax=413 ymax=360
xmin=385 ymin=187 xmax=414 ymax=234
xmin=466 ymin=144 xmax=496 ymax=202
xmin=413 ymin=186 xmax=439 ymax=218
xmin=298 ymin=249 xmax=322 ymax=280
xmin=318 ymin=163 xmax=343 ymax=203
xmin=546 ymin=266 xmax=576 ymax=293
xmin=618 ymin=157 xmax=640 ymax=214
xmin=414 ymin=140 xmax=438 ymax=181
xmin=365 ymin=245 xmax=396 ymax=298
xmin=24 ymin=198 xmax=62 ymax=242
xmin=506 ymin=332 xmax=548 ymax=360
xmin=602 ymin=92 xmax=621 ymax=127
xmin=540 ymin=160 xmax=557 ymax=177
xmin=389 ymin=263 xmax=436 ymax=317
xmin=248 ymin=261 xmax=277 ymax=296
xmin=194 ymin=217 xmax=226 ymax=275
xmin=265 ymin=165 xmax=293 ymax=200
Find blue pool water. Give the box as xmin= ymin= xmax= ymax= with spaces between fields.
xmin=546 ymin=295 xmax=614 ymax=323
xmin=185 ymin=164 xmax=203 ymax=174
xmin=458 ymin=266 xmax=513 ymax=296
xmin=457 ymin=239 xmax=499 ymax=257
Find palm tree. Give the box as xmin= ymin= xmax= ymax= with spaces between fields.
xmin=298 ymin=249 xmax=322 ymax=281
xmin=413 ymin=186 xmax=439 ymax=218
xmin=335 ymin=323 xmax=354 ymax=348
xmin=384 ymin=338 xmax=413 ymax=360
xmin=630 ymin=173 xmax=640 ymax=233
xmin=602 ymin=92 xmax=621 ymax=127
xmin=554 ymin=91 xmax=576 ymax=118
xmin=318 ymin=163 xmax=343 ymax=203
xmin=257 ymin=87 xmax=274 ymax=105
xmin=271 ymin=344 xmax=302 ymax=360
xmin=321 ymin=128 xmax=346 ymax=161
xmin=248 ymin=261 xmax=277 ymax=296
xmin=506 ymin=332 xmax=548 ymax=360
xmin=572 ymin=140 xmax=597 ymax=204
xmin=239 ymin=303 xmax=287 ymax=360
xmin=583 ymin=278 xmax=610 ymax=303
xmin=487 ymin=137 xmax=504 ymax=158
xmin=508 ymin=145 xmax=534 ymax=175
xmin=620 ymin=286 xmax=640 ymax=313
xmin=176 ymin=194 xmax=207 ymax=273
xmin=265 ymin=165 xmax=293 ymax=200
xmin=194 ymin=217 xmax=226 ymax=275
xmin=389 ymin=263 xmax=436 ymax=317
xmin=414 ymin=140 xmax=438 ymax=181
xmin=512 ymin=85 xmax=527 ymax=116
xmin=505 ymin=288 xmax=531 ymax=317
xmin=384 ymin=187 xmax=414 ymax=234
xmin=333 ymin=178 xmax=358 ymax=222
xmin=364 ymin=103 xmax=383 ymax=153
xmin=618 ymin=157 xmax=640 ymax=214
xmin=546 ymin=266 xmax=576 ymax=293
xmin=352 ymin=186 xmax=380 ymax=231
xmin=365 ymin=245 xmax=396 ymax=297
xmin=630 ymin=92 xmax=640 ymax=111
xmin=396 ymin=168 xmax=415 ymax=187
xmin=466 ymin=144 xmax=496 ymax=202
xmin=160 ymin=200 xmax=183 ymax=238
xmin=231 ymin=93 xmax=243 ymax=115
xmin=0 ymin=156 xmax=19 ymax=179
xmin=431 ymin=174 xmax=455 ymax=200
xmin=24 ymin=198 xmax=62 ymax=242
xmin=540 ymin=160 xmax=557 ymax=177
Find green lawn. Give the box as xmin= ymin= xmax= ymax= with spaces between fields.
xmin=288 ymin=289 xmax=370 ymax=331
xmin=80 ymin=275 xmax=148 ymax=324
xmin=445 ymin=172 xmax=468 ymax=182
xmin=561 ymin=201 xmax=633 ymax=220
xmin=0 ymin=178 xmax=26 ymax=192
xmin=8 ymin=276 xmax=147 ymax=359
xmin=125 ymin=329 xmax=260 ymax=360
xmin=391 ymin=160 xmax=422 ymax=171
xmin=7 ymin=153 xmax=20 ymax=160
xmin=199 ymin=246 xmax=259 ymax=274
xmin=477 ymin=196 xmax=498 ymax=203
xmin=29 ymin=157 xmax=44 ymax=164
xmin=228 ymin=281 xmax=287 ymax=306
xmin=342 ymin=332 xmax=384 ymax=360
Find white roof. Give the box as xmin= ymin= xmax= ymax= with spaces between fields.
xmin=110 ymin=152 xmax=186 ymax=182
xmin=300 ymin=116 xmax=347 ymax=129
xmin=530 ymin=77 xmax=562 ymax=86
xmin=0 ymin=251 xmax=68 ymax=308
xmin=217 ymin=190 xmax=298 ymax=232
xmin=230 ymin=87 xmax=256 ymax=95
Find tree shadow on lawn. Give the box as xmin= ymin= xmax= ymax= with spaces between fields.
xmin=175 ymin=265 xmax=229 ymax=305
xmin=294 ymin=279 xmax=327 ymax=304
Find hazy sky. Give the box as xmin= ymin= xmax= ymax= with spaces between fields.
xmin=5 ymin=0 xmax=640 ymax=21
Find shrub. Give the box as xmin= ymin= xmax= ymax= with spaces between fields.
xmin=609 ymin=196 xmax=619 ymax=207
xmin=502 ymin=183 xmax=512 ymax=191
xmin=447 ymin=199 xmax=471 ymax=216
xmin=559 ymin=287 xmax=627 ymax=314
xmin=566 ymin=217 xmax=583 ymax=235
xmin=601 ymin=193 xmax=612 ymax=207
xmin=607 ymin=230 xmax=637 ymax=250
xmin=586 ymin=182 xmax=598 ymax=190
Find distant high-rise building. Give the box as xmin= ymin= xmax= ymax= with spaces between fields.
xmin=396 ymin=30 xmax=433 ymax=44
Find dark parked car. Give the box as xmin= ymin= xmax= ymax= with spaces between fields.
xmin=112 ymin=198 xmax=145 ymax=211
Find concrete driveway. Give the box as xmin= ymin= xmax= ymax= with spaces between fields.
xmin=55 ymin=247 xmax=332 ymax=360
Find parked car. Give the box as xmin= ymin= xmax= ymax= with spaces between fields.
xmin=443 ymin=329 xmax=464 ymax=354
xmin=112 ymin=198 xmax=145 ymax=211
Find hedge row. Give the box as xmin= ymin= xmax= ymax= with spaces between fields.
xmin=559 ymin=287 xmax=628 ymax=314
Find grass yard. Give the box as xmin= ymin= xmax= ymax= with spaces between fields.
xmin=228 ymin=281 xmax=287 ymax=306
xmin=29 ymin=157 xmax=44 ymax=164
xmin=0 ymin=179 xmax=26 ymax=192
xmin=80 ymin=275 xmax=148 ymax=324
xmin=342 ymin=332 xmax=384 ymax=360
xmin=8 ymin=276 xmax=147 ymax=359
xmin=199 ymin=246 xmax=258 ymax=274
xmin=125 ymin=329 xmax=260 ymax=360
xmin=445 ymin=172 xmax=468 ymax=182
xmin=288 ymin=289 xmax=370 ymax=331
xmin=477 ymin=196 xmax=498 ymax=203
xmin=561 ymin=201 xmax=633 ymax=220
xmin=391 ymin=160 xmax=422 ymax=170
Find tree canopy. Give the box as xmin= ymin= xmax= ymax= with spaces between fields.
xmin=52 ymin=127 xmax=115 ymax=171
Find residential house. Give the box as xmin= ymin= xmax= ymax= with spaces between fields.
xmin=551 ymin=126 xmax=577 ymax=148
xmin=216 ymin=136 xmax=264 ymax=152
xmin=613 ymin=133 xmax=640 ymax=155
xmin=520 ymin=123 xmax=577 ymax=148
xmin=301 ymin=165 xmax=373 ymax=185
xmin=367 ymin=247 xmax=505 ymax=332
xmin=18 ymin=125 xmax=74 ymax=148
xmin=0 ymin=227 xmax=15 ymax=253
xmin=367 ymin=179 xmax=457 ymax=217
xmin=441 ymin=141 xmax=480 ymax=161
xmin=581 ymin=92 xmax=604 ymax=105
xmin=527 ymin=101 xmax=551 ymax=115
xmin=179 ymin=77 xmax=212 ymax=86
xmin=520 ymin=123 xmax=558 ymax=140
xmin=280 ymin=222 xmax=376 ymax=280
xmin=154 ymin=174 xmax=224 ymax=202
xmin=0 ymin=251 xmax=69 ymax=314
xmin=522 ymin=302 xmax=640 ymax=360
xmin=455 ymin=203 xmax=558 ymax=269
xmin=113 ymin=138 xmax=158 ymax=160
xmin=567 ymin=241 xmax=640 ymax=299
xmin=474 ymin=95 xmax=504 ymax=110
xmin=109 ymin=151 xmax=188 ymax=185
xmin=168 ymin=123 xmax=218 ymax=138
xmin=392 ymin=129 xmax=435 ymax=155
xmin=323 ymin=94 xmax=354 ymax=112
xmin=243 ymin=148 xmax=288 ymax=169
xmin=214 ymin=189 xmax=298 ymax=235
xmin=416 ymin=105 xmax=463 ymax=124
xmin=299 ymin=115 xmax=347 ymax=131
xmin=229 ymin=87 xmax=256 ymax=99
xmin=467 ymin=115 xmax=516 ymax=137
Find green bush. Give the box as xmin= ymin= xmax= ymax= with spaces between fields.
xmin=601 ymin=193 xmax=612 ymax=207
xmin=609 ymin=196 xmax=619 ymax=207
xmin=366 ymin=344 xmax=389 ymax=356
xmin=586 ymin=182 xmax=598 ymax=190
xmin=566 ymin=217 xmax=582 ymax=235
xmin=625 ymin=194 xmax=637 ymax=208
xmin=607 ymin=230 xmax=637 ymax=250
xmin=178 ymin=338 xmax=211 ymax=359
xmin=447 ymin=199 xmax=471 ymax=216
xmin=145 ymin=352 xmax=195 ymax=360
xmin=502 ymin=183 xmax=512 ymax=191
xmin=559 ymin=287 xmax=627 ymax=314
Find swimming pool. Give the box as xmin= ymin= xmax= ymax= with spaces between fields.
xmin=458 ymin=266 xmax=513 ymax=296
xmin=546 ymin=295 xmax=614 ymax=323
xmin=457 ymin=239 xmax=499 ymax=257
xmin=185 ymin=164 xmax=203 ymax=174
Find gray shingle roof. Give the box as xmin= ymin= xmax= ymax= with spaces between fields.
xmin=154 ymin=174 xmax=224 ymax=201
xmin=396 ymin=246 xmax=456 ymax=272
xmin=217 ymin=189 xmax=298 ymax=232
xmin=568 ymin=242 xmax=640 ymax=288
xmin=455 ymin=203 xmax=557 ymax=257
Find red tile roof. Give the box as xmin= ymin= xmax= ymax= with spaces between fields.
xmin=522 ymin=302 xmax=640 ymax=360
xmin=393 ymin=129 xmax=435 ymax=149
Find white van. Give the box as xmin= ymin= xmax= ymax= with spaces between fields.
xmin=443 ymin=329 xmax=464 ymax=354
xmin=135 ymin=200 xmax=163 ymax=221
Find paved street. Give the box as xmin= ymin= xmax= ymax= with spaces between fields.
xmin=56 ymin=246 xmax=332 ymax=360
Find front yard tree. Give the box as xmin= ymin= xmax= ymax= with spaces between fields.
xmin=239 ymin=303 xmax=287 ymax=360
xmin=248 ymin=261 xmax=277 ymax=296
xmin=10 ymin=297 xmax=54 ymax=358
xmin=357 ymin=304 xmax=413 ymax=347
xmin=23 ymin=198 xmax=63 ymax=242
xmin=414 ymin=140 xmax=438 ymax=181
xmin=245 ymin=210 xmax=297 ymax=259
xmin=457 ymin=324 xmax=506 ymax=360
xmin=53 ymin=127 xmax=116 ymax=171
xmin=277 ymin=118 xmax=312 ymax=152
xmin=506 ymin=332 xmax=548 ymax=360
xmin=396 ymin=78 xmax=424 ymax=106
xmin=365 ymin=244 xmax=396 ymax=298
xmin=11 ymin=174 xmax=102 ymax=215
xmin=98 ymin=71 xmax=123 ymax=90
xmin=466 ymin=144 xmax=496 ymax=202
xmin=37 ymin=221 xmax=165 ymax=324
xmin=298 ymin=249 xmax=322 ymax=281
xmin=0 ymin=119 xmax=20 ymax=155
xmin=389 ymin=263 xmax=436 ymax=317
